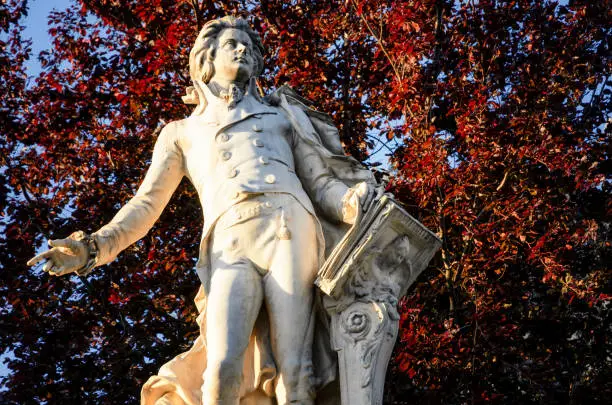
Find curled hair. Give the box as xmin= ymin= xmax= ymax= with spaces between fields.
xmin=185 ymin=16 xmax=264 ymax=114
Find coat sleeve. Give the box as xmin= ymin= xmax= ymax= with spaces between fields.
xmin=292 ymin=127 xmax=351 ymax=224
xmin=92 ymin=122 xmax=185 ymax=266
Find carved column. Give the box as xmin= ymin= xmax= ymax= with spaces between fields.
xmin=317 ymin=196 xmax=441 ymax=405
xmin=328 ymin=299 xmax=398 ymax=405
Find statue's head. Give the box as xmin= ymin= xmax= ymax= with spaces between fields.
xmin=189 ymin=16 xmax=264 ymax=85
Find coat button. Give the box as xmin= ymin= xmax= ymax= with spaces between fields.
xmin=221 ymin=151 xmax=232 ymax=160
xmin=265 ymin=174 xmax=276 ymax=184
xmin=252 ymin=124 xmax=263 ymax=132
xmin=259 ymin=156 xmax=269 ymax=165
xmin=217 ymin=133 xmax=229 ymax=142
xmin=228 ymin=169 xmax=238 ymax=178
xmin=264 ymin=201 xmax=272 ymax=208
xmin=253 ymin=139 xmax=264 ymax=147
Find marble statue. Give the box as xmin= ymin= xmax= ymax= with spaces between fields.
xmin=28 ymin=16 xmax=441 ymax=405
xmin=29 ymin=16 xmax=377 ymax=405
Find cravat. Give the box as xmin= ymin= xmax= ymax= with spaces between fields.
xmin=220 ymin=84 xmax=244 ymax=109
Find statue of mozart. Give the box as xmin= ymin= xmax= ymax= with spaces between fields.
xmin=29 ymin=16 xmax=381 ymax=405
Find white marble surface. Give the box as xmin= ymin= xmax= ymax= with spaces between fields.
xmin=318 ymin=196 xmax=442 ymax=405
xmin=28 ymin=15 xmax=442 ymax=405
xmin=29 ymin=16 xmax=379 ymax=405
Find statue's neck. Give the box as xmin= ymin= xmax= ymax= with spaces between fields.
xmin=207 ymin=80 xmax=247 ymax=97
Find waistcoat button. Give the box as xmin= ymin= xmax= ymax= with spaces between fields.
xmin=259 ymin=156 xmax=269 ymax=165
xmin=253 ymin=124 xmax=262 ymax=132
xmin=265 ymin=174 xmax=276 ymax=184
xmin=253 ymin=139 xmax=264 ymax=147
xmin=217 ymin=133 xmax=229 ymax=142
xmin=228 ymin=169 xmax=238 ymax=178
xmin=221 ymin=151 xmax=232 ymax=161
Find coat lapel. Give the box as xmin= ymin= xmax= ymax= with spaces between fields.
xmin=198 ymin=83 xmax=277 ymax=135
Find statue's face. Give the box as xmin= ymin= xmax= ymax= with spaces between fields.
xmin=377 ymin=237 xmax=411 ymax=271
xmin=212 ymin=28 xmax=255 ymax=84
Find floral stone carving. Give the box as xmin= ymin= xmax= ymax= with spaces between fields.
xmin=317 ymin=196 xmax=441 ymax=405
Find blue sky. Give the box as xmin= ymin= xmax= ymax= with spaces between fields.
xmin=22 ymin=0 xmax=72 ymax=76
xmin=1 ymin=0 xmax=73 ymax=384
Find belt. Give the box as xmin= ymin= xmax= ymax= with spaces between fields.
xmin=216 ymin=193 xmax=295 ymax=236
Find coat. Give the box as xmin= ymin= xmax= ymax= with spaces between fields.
xmin=91 ymin=83 xmax=376 ymax=405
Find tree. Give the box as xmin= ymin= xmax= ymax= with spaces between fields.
xmin=1 ymin=0 xmax=609 ymax=404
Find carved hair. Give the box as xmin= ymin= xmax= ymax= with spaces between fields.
xmin=185 ymin=16 xmax=264 ymax=114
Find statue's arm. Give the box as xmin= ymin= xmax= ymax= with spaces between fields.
xmin=28 ymin=122 xmax=186 ymax=276
xmin=91 ymin=122 xmax=185 ymax=267
xmin=293 ymin=135 xmax=372 ymax=224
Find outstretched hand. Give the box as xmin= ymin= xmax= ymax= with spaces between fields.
xmin=27 ymin=234 xmax=89 ymax=276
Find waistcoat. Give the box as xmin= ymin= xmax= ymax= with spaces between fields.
xmin=179 ymin=86 xmax=316 ymax=245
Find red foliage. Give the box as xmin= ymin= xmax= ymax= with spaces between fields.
xmin=0 ymin=0 xmax=609 ymax=404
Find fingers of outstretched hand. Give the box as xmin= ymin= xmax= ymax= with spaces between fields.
xmin=48 ymin=238 xmax=78 ymax=251
xmin=46 ymin=264 xmax=69 ymax=276
xmin=27 ymin=250 xmax=54 ymax=266
xmin=48 ymin=265 xmax=67 ymax=276
xmin=42 ymin=260 xmax=55 ymax=273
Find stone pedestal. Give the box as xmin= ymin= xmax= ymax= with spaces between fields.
xmin=317 ymin=196 xmax=441 ymax=405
